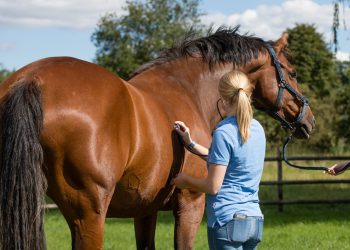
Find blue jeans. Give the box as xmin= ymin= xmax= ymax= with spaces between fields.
xmin=207 ymin=215 xmax=264 ymax=250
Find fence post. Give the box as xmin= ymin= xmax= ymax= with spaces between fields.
xmin=277 ymin=148 xmax=284 ymax=212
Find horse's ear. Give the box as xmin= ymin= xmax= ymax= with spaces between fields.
xmin=274 ymin=32 xmax=289 ymax=53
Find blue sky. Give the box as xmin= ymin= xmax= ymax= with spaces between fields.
xmin=0 ymin=0 xmax=349 ymax=70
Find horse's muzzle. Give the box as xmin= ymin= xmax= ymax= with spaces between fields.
xmin=294 ymin=116 xmax=316 ymax=139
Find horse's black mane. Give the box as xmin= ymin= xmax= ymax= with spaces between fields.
xmin=130 ymin=26 xmax=272 ymax=78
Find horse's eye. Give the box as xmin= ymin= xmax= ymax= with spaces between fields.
xmin=289 ymin=71 xmax=297 ymax=79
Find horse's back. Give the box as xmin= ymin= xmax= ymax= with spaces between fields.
xmin=0 ymin=57 xmax=127 ymax=102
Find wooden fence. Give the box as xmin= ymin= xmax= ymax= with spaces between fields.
xmin=261 ymin=152 xmax=350 ymax=212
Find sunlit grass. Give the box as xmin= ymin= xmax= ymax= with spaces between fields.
xmin=45 ymin=204 xmax=350 ymax=250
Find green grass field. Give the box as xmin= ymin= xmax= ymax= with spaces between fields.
xmin=45 ymin=205 xmax=350 ymax=250
xmin=45 ymin=161 xmax=350 ymax=249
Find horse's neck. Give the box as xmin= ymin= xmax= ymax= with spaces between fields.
xmin=129 ymin=58 xmax=232 ymax=128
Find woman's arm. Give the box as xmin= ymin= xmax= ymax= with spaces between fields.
xmin=188 ymin=142 xmax=209 ymax=161
xmin=326 ymin=161 xmax=350 ymax=175
xmin=172 ymin=163 xmax=227 ymax=195
xmin=174 ymin=121 xmax=208 ymax=161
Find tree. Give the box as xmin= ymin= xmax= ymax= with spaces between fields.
xmin=286 ymin=24 xmax=340 ymax=152
xmin=254 ymin=110 xmax=289 ymax=154
xmin=335 ymin=60 xmax=350 ymax=148
xmin=92 ymin=0 xmax=204 ymax=79
xmin=0 ymin=65 xmax=12 ymax=83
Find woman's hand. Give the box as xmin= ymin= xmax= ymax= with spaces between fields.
xmin=326 ymin=161 xmax=350 ymax=176
xmin=174 ymin=121 xmax=192 ymax=145
xmin=171 ymin=173 xmax=190 ymax=189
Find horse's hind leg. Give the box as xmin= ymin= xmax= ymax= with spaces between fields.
xmin=45 ymin=153 xmax=116 ymax=249
xmin=56 ymin=188 xmax=114 ymax=250
xmin=172 ymin=189 xmax=205 ymax=250
xmin=69 ymin=208 xmax=105 ymax=249
xmin=134 ymin=213 xmax=158 ymax=250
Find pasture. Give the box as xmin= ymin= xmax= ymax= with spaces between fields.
xmin=45 ymin=161 xmax=350 ymax=249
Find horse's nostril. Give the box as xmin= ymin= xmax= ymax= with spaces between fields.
xmin=313 ymin=117 xmax=316 ymax=127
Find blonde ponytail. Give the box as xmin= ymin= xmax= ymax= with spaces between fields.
xmin=218 ymin=70 xmax=253 ymax=144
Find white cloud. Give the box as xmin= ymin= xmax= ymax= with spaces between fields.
xmin=336 ymin=51 xmax=350 ymax=61
xmin=1 ymin=0 xmax=349 ymax=45
xmin=0 ymin=0 xmax=127 ymax=29
xmin=0 ymin=42 xmax=16 ymax=51
xmin=201 ymin=0 xmax=349 ymax=43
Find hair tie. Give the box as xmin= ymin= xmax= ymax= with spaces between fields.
xmin=238 ymin=88 xmax=244 ymax=92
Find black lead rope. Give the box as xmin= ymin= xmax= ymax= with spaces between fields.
xmin=282 ymin=133 xmax=327 ymax=171
xmin=282 ymin=132 xmax=350 ymax=173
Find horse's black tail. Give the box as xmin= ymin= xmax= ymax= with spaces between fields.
xmin=0 ymin=81 xmax=47 ymax=250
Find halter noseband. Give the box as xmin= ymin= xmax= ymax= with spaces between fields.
xmin=262 ymin=44 xmax=309 ymax=130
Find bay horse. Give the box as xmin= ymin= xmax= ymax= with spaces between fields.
xmin=0 ymin=27 xmax=315 ymax=250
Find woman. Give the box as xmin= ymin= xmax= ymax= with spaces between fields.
xmin=172 ymin=70 xmax=266 ymax=250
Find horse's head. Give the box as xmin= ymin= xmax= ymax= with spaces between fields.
xmin=250 ymin=32 xmax=315 ymax=139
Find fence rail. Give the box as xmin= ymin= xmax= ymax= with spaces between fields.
xmin=261 ymin=153 xmax=350 ymax=211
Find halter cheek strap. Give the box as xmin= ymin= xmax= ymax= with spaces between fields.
xmin=264 ymin=44 xmax=309 ymax=129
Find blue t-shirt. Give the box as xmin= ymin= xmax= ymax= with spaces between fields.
xmin=206 ymin=116 xmax=266 ymax=228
